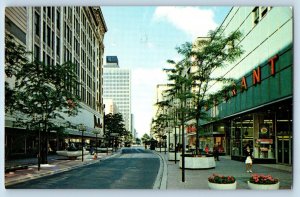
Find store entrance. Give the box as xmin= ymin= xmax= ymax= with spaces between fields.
xmin=277 ymin=135 xmax=292 ymax=164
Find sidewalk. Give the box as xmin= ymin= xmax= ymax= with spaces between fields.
xmin=4 ymin=152 xmax=117 ymax=187
xmin=156 ymin=152 xmax=293 ymax=189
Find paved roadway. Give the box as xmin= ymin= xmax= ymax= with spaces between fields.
xmin=6 ymin=147 xmax=160 ymax=189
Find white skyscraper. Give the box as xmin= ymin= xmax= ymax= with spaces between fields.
xmin=103 ymin=56 xmax=132 ymax=133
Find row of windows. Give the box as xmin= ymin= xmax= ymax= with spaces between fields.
xmin=103 ymin=73 xmax=130 ymax=76
xmin=252 ymin=6 xmax=272 ymax=26
xmin=32 ymin=7 xmax=103 ymax=111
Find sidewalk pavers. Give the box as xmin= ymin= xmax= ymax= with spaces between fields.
xmin=157 ymin=152 xmax=292 ymax=190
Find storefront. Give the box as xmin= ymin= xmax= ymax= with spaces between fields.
xmin=229 ymin=98 xmax=292 ymax=164
xmin=198 ymin=7 xmax=293 ymax=165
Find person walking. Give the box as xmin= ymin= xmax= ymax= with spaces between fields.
xmin=213 ymin=144 xmax=220 ymax=161
xmin=244 ymin=144 xmax=253 ymax=173
xmin=205 ymin=144 xmax=209 ymax=155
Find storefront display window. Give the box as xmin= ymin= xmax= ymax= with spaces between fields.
xmin=231 ymin=114 xmax=254 ymax=157
xmin=253 ymin=111 xmax=275 ymax=159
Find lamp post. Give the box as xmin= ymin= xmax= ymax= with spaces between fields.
xmin=162 ymin=135 xmax=167 ymax=154
xmin=33 ymin=113 xmax=41 ymax=171
xmin=38 ymin=124 xmax=41 ymax=171
xmin=92 ymin=128 xmax=101 ymax=156
xmin=110 ymin=133 xmax=119 ymax=152
xmin=78 ymin=124 xmax=86 ymax=162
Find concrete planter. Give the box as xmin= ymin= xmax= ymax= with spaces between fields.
xmin=179 ymin=156 xmax=216 ymax=169
xmin=208 ymin=181 xmax=237 ymax=190
xmin=247 ymin=181 xmax=280 ymax=190
xmin=56 ymin=150 xmax=89 ymax=159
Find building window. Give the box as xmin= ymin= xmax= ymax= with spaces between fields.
xmin=47 ymin=25 xmax=51 ymax=47
xmin=43 ymin=21 xmax=46 ymax=44
xmin=261 ymin=6 xmax=268 ymax=18
xmin=56 ymin=9 xmax=60 ymax=31
xmin=56 ymin=37 xmax=60 ymax=56
xmin=34 ymin=12 xmax=40 ymax=37
xmin=252 ymin=6 xmax=271 ymax=27
xmin=34 ymin=44 xmax=40 ymax=61
xmin=252 ymin=7 xmax=259 ymax=26
xmin=47 ymin=7 xmax=51 ymax=19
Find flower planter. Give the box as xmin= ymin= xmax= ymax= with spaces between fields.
xmin=56 ymin=150 xmax=89 ymax=160
xmin=208 ymin=181 xmax=237 ymax=190
xmin=247 ymin=181 xmax=280 ymax=190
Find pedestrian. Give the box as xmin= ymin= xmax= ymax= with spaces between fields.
xmin=205 ymin=144 xmax=209 ymax=155
xmin=90 ymin=146 xmax=94 ymax=155
xmin=213 ymin=144 xmax=220 ymax=161
xmin=244 ymin=144 xmax=253 ymax=173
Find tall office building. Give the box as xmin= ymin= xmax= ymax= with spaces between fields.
xmin=103 ymin=56 xmax=132 ymax=133
xmin=5 ymin=7 xmax=107 ymax=158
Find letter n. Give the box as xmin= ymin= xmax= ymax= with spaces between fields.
xmin=253 ymin=66 xmax=261 ymax=85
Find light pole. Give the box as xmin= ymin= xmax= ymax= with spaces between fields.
xmin=33 ymin=113 xmax=41 ymax=171
xmin=110 ymin=133 xmax=119 ymax=152
xmin=163 ymin=135 xmax=167 ymax=154
xmin=92 ymin=128 xmax=101 ymax=156
xmin=78 ymin=124 xmax=86 ymax=162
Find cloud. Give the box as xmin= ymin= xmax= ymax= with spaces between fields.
xmin=131 ymin=68 xmax=168 ymax=137
xmin=153 ymin=6 xmax=218 ymax=39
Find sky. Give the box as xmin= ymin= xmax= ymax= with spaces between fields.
xmin=101 ymin=6 xmax=231 ymax=138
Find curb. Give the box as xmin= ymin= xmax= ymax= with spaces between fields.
xmin=152 ymin=151 xmax=167 ymax=189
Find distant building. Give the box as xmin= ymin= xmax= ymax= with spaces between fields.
xmin=103 ymin=56 xmax=132 ymax=133
xmin=103 ymin=99 xmax=118 ymax=114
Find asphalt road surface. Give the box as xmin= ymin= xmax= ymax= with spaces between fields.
xmin=7 ymin=147 xmax=160 ymax=189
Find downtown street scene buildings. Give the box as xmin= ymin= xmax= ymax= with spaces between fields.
xmin=3 ymin=5 xmax=294 ymax=190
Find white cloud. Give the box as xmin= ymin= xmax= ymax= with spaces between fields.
xmin=131 ymin=68 xmax=168 ymax=137
xmin=153 ymin=6 xmax=218 ymax=39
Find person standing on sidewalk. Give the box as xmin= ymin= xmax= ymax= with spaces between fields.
xmin=244 ymin=144 xmax=253 ymax=173
xmin=213 ymin=144 xmax=220 ymax=161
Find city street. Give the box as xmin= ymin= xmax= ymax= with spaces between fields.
xmin=6 ymin=147 xmax=160 ymax=189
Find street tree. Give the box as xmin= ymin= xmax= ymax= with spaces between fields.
xmin=6 ymin=33 xmax=81 ymax=164
xmin=141 ymin=133 xmax=150 ymax=145
xmin=104 ymin=113 xmax=128 ymax=147
xmin=167 ymin=28 xmax=244 ymax=154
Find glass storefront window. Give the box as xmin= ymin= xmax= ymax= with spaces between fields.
xmin=253 ymin=111 xmax=275 ymax=159
xmin=231 ymin=114 xmax=254 ymax=157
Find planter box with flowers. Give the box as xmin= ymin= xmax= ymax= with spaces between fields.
xmin=208 ymin=174 xmax=237 ymax=190
xmin=248 ymin=174 xmax=280 ymax=190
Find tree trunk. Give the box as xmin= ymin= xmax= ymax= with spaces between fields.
xmin=195 ymin=115 xmax=200 ymax=155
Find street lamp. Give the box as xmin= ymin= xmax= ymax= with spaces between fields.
xmin=78 ymin=124 xmax=86 ymax=162
xmin=162 ymin=135 xmax=167 ymax=154
xmin=32 ymin=113 xmax=42 ymax=171
xmin=110 ymin=133 xmax=119 ymax=152
xmin=92 ymin=128 xmax=101 ymax=156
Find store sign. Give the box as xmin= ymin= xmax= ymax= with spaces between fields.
xmin=228 ymin=54 xmax=279 ymax=96
xmin=186 ymin=126 xmax=196 ymax=133
xmin=256 ymin=139 xmax=273 ymax=144
xmin=259 ymin=124 xmax=269 ymax=138
xmin=94 ymin=115 xmax=102 ymax=128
